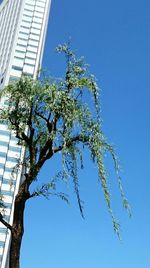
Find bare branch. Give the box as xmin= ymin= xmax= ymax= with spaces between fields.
xmin=47 ymin=112 xmax=51 ymax=121
xmin=0 ymin=213 xmax=12 ymax=231
xmin=35 ymin=110 xmax=52 ymax=133
xmin=28 ymin=105 xmax=35 ymax=143
xmin=38 ymin=138 xmax=53 ymax=163
xmin=35 ymin=111 xmax=49 ymax=123
xmin=21 ymin=132 xmax=30 ymax=145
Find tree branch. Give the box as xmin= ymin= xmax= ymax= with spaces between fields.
xmin=35 ymin=110 xmax=53 ymax=133
xmin=0 ymin=213 xmax=12 ymax=231
xmin=27 ymin=192 xmax=38 ymax=199
xmin=38 ymin=138 xmax=53 ymax=162
xmin=15 ymin=131 xmax=30 ymax=145
xmin=53 ymin=134 xmax=89 ymax=154
xmin=21 ymin=132 xmax=30 ymax=145
xmin=28 ymin=105 xmax=35 ymax=143
xmin=37 ymin=114 xmax=60 ymax=163
xmin=35 ymin=111 xmax=49 ymax=123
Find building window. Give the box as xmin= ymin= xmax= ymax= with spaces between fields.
xmin=0 ymin=241 xmax=5 ymax=247
xmin=12 ymin=66 xmax=23 ymax=71
xmin=0 ymin=152 xmax=7 ymax=157
xmin=3 ymin=203 xmax=12 ymax=209
xmin=9 ymin=146 xmax=21 ymax=153
xmin=0 ymin=163 xmax=5 ymax=169
xmin=0 ymin=130 xmax=10 ymax=137
xmin=0 ymin=228 xmax=7 ymax=234
xmin=0 ymin=141 xmax=8 ymax=147
xmin=1 ymin=190 xmax=14 ymax=196
xmin=2 ymin=179 xmax=16 ymax=186
xmin=7 ymin=157 xmax=18 ymax=163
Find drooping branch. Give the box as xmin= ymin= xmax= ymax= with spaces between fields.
xmin=0 ymin=45 xmax=130 ymax=248
xmin=29 ymin=190 xmax=69 ymax=205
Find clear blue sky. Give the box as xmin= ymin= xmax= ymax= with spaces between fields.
xmin=21 ymin=1 xmax=150 ymax=267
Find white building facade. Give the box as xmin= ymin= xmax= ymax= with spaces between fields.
xmin=0 ymin=0 xmax=51 ymax=266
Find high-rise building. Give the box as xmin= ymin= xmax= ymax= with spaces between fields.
xmin=0 ymin=0 xmax=51 ymax=266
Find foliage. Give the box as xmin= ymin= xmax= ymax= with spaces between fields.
xmin=0 ymin=43 xmax=130 ymax=237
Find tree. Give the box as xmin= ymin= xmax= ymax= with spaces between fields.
xmin=0 ymin=44 xmax=129 ymax=268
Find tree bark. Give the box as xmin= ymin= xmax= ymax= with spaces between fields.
xmin=9 ymin=229 xmax=24 ymax=268
xmin=9 ymin=182 xmax=29 ymax=268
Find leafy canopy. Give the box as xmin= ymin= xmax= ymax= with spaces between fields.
xmin=0 ymin=44 xmax=130 ymax=237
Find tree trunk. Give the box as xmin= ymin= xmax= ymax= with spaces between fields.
xmin=9 ymin=182 xmax=29 ymax=268
xmin=9 ymin=229 xmax=23 ymax=268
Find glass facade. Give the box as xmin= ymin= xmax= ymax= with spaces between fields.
xmin=0 ymin=0 xmax=51 ymax=266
